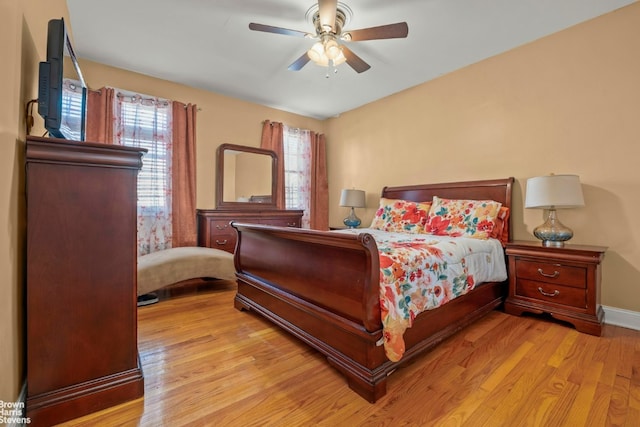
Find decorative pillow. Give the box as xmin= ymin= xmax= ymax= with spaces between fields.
xmin=370 ymin=198 xmax=432 ymax=234
xmin=425 ymin=197 xmax=502 ymax=239
xmin=489 ymin=206 xmax=510 ymax=246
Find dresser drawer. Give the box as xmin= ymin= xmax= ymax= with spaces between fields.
xmin=515 ymin=259 xmax=586 ymax=288
xmin=516 ymin=279 xmax=586 ymax=309
xmin=202 ymin=220 xmax=237 ymax=253
xmin=197 ymin=209 xmax=303 ymax=253
xmin=209 ymin=235 xmax=236 ymax=253
xmin=260 ymin=217 xmax=301 ymax=227
xmin=208 ymin=220 xmax=234 ymax=234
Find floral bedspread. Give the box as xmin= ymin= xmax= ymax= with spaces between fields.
xmin=336 ymin=228 xmax=507 ymax=362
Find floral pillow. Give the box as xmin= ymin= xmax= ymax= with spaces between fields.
xmin=424 ymin=197 xmax=502 ymax=239
xmin=370 ymin=198 xmax=432 ymax=234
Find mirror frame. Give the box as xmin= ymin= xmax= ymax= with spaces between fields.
xmin=215 ymin=143 xmax=278 ymax=210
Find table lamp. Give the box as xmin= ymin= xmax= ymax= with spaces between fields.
xmin=339 ymin=189 xmax=366 ymax=228
xmin=525 ymin=174 xmax=585 ymax=247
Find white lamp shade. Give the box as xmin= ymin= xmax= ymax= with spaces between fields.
xmin=339 ymin=189 xmax=366 ymax=208
xmin=525 ymin=175 xmax=585 ymax=209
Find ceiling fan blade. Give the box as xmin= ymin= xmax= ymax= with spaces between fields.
xmin=249 ymin=23 xmax=309 ymax=38
xmin=341 ymin=46 xmax=371 ymax=73
xmin=318 ymin=0 xmax=337 ymax=31
xmin=344 ymin=22 xmax=409 ymax=41
xmin=288 ymin=52 xmax=311 ymax=71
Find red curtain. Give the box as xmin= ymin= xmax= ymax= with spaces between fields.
xmin=310 ymin=132 xmax=329 ymax=230
xmin=172 ymin=101 xmax=198 ymax=247
xmin=260 ymin=120 xmax=285 ymax=209
xmin=85 ymin=87 xmax=114 ymax=143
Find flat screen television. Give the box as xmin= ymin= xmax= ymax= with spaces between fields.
xmin=38 ymin=18 xmax=88 ymax=141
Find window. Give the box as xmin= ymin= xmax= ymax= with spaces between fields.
xmin=283 ymin=130 xmax=304 ymax=209
xmin=114 ymin=90 xmax=173 ymax=255
xmin=62 ymin=86 xmax=172 ymax=212
xmin=116 ymin=95 xmax=171 ymax=209
xmin=283 ymin=126 xmax=312 ymax=227
xmin=60 ymin=79 xmax=85 ymax=141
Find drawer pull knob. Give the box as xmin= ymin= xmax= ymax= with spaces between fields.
xmin=215 ymin=239 xmax=228 ymax=245
xmin=537 ymin=268 xmax=560 ymax=279
xmin=215 ymin=224 xmax=228 ymax=230
xmin=538 ymin=287 xmax=560 ymax=297
xmin=287 ymin=222 xmax=296 ymax=227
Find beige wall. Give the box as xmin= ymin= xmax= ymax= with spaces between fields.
xmin=326 ymin=3 xmax=640 ymax=313
xmin=3 ymin=0 xmax=639 ymax=405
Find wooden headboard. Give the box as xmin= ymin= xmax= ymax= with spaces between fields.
xmin=381 ymin=177 xmax=515 ymax=240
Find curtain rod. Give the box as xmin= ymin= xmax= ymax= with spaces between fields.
xmin=115 ymin=92 xmax=202 ymax=111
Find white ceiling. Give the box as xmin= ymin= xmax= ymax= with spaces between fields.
xmin=66 ymin=0 xmax=635 ymax=120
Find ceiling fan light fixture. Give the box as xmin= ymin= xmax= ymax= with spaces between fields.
xmin=316 ymin=55 xmax=330 ymax=67
xmin=307 ymin=42 xmax=325 ymax=63
xmin=308 ymin=37 xmax=343 ymax=67
xmin=324 ymin=39 xmax=341 ymax=60
xmin=332 ymin=50 xmax=347 ymax=66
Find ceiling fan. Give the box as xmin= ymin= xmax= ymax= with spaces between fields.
xmin=249 ymin=0 xmax=408 ymax=73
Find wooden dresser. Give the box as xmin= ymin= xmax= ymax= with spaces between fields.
xmin=504 ymin=240 xmax=606 ymax=336
xmin=197 ymin=209 xmax=303 ymax=253
xmin=25 ymin=136 xmax=145 ymax=425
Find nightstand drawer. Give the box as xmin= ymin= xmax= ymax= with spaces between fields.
xmin=515 ymin=259 xmax=586 ymax=288
xmin=516 ymin=279 xmax=586 ymax=309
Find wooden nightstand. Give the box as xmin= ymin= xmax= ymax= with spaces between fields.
xmin=504 ymin=240 xmax=606 ymax=336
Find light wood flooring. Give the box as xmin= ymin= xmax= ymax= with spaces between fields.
xmin=59 ymin=279 xmax=640 ymax=426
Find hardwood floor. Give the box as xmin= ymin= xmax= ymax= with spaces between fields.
xmin=59 ymin=280 xmax=640 ymax=426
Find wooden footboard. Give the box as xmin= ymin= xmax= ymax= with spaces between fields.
xmin=232 ymin=223 xmax=506 ymax=402
xmin=232 ymin=178 xmax=513 ymax=402
xmin=232 ymin=224 xmax=392 ymax=400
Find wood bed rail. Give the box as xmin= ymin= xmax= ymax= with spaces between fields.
xmin=232 ymin=223 xmax=382 ymax=333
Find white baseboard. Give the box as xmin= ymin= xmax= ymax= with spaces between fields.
xmin=603 ymin=305 xmax=640 ymax=331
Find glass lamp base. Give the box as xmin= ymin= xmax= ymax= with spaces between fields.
xmin=533 ymin=209 xmax=573 ymax=247
xmin=343 ymin=207 xmax=361 ymax=229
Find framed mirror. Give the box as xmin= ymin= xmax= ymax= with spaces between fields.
xmin=216 ymin=143 xmax=277 ymax=210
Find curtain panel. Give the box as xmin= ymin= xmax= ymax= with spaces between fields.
xmin=260 ymin=120 xmax=285 ymax=209
xmin=310 ymin=132 xmax=329 ymax=231
xmin=171 ymin=101 xmax=198 ymax=247
xmin=261 ymin=120 xmax=328 ymax=230
xmin=86 ymin=87 xmax=114 ymax=144
xmin=114 ymin=92 xmax=173 ymax=255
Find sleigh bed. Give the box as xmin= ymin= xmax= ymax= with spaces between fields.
xmin=232 ymin=177 xmax=514 ymax=402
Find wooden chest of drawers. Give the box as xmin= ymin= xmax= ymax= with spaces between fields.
xmin=504 ymin=240 xmax=606 ymax=336
xmin=197 ymin=209 xmax=303 ymax=253
xmin=26 ymin=137 xmax=144 ymax=425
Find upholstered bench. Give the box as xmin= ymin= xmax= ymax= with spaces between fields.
xmin=137 ymin=246 xmax=236 ymax=297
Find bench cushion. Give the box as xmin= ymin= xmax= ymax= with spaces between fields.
xmin=137 ymin=247 xmax=235 ymax=295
